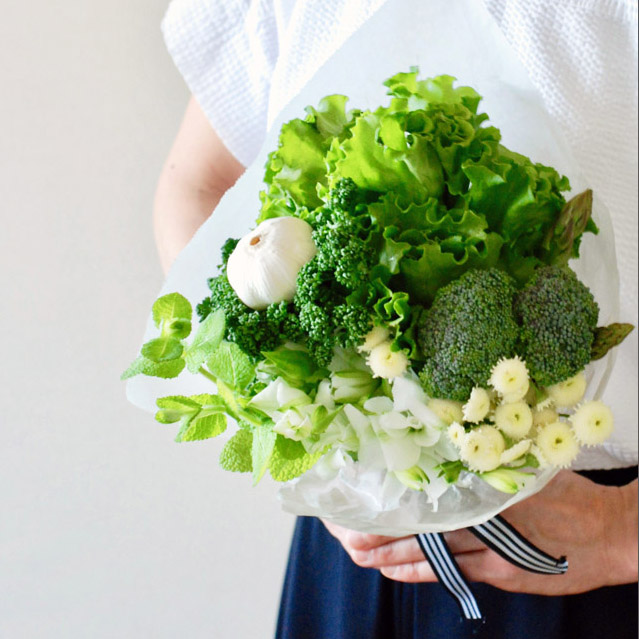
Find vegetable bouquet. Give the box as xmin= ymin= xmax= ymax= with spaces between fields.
xmin=124 ymin=70 xmax=632 ymax=533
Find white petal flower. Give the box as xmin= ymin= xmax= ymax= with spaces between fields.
xmin=378 ymin=431 xmax=422 ymax=471
xmin=447 ymin=422 xmax=466 ymax=447
xmin=547 ymin=372 xmax=588 ymax=408
xmin=273 ymin=409 xmax=312 ymax=441
xmin=366 ymin=341 xmax=409 ymax=380
xmin=489 ymin=356 xmax=530 ymax=402
xmin=535 ymin=421 xmax=580 ymax=468
xmin=494 ymin=401 xmax=534 ymax=439
xmin=315 ymin=379 xmax=335 ymax=410
xmin=462 ymin=387 xmax=491 ymax=423
xmin=363 ymin=396 xmax=395 ymax=415
xmin=459 ymin=426 xmax=505 ymax=472
xmin=570 ymin=401 xmax=614 ymax=446
xmin=532 ymin=407 xmax=559 ymax=428
xmin=428 ymin=398 xmax=464 ymax=425
xmin=357 ymin=325 xmax=390 ymax=353
xmin=378 ymin=411 xmax=411 ymax=436
xmin=411 ymin=423 xmax=441 ymax=448
xmin=500 ymin=439 xmax=532 ymax=465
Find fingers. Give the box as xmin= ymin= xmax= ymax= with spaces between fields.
xmin=321 ymin=519 xmax=486 ymax=572
xmin=380 ymin=548 xmax=517 ymax=585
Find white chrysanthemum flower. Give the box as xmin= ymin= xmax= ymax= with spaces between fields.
xmin=494 ymin=401 xmax=533 ymax=439
xmin=535 ymin=421 xmax=580 ymax=468
xmin=459 ymin=425 xmax=505 ymax=472
xmin=547 ymin=372 xmax=587 ymax=408
xmin=462 ymin=387 xmax=491 ymax=423
xmin=535 ymin=394 xmax=555 ymax=410
xmin=489 ymin=356 xmax=530 ymax=402
xmin=532 ymin=407 xmax=559 ymax=428
xmin=499 ymin=439 xmax=532 ymax=465
xmin=428 ymin=398 xmax=464 ymax=425
xmin=570 ymin=401 xmax=614 ymax=446
xmin=366 ymin=341 xmax=409 ymax=380
xmin=357 ymin=325 xmax=390 ymax=353
xmin=447 ymin=422 xmax=466 ymax=447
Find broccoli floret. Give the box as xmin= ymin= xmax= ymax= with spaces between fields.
xmin=514 ymin=266 xmax=598 ymax=387
xmin=197 ymin=275 xmax=302 ymax=358
xmin=220 ymin=237 xmax=239 ymax=267
xmin=199 ymin=202 xmax=377 ymax=365
xmin=416 ymin=268 xmax=519 ymax=401
xmin=291 ymin=207 xmax=377 ymax=365
xmin=329 ymin=177 xmax=359 ymax=212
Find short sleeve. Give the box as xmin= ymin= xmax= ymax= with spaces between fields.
xmin=162 ymin=0 xmax=280 ymax=166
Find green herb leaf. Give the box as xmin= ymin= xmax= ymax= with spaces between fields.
xmin=206 ymin=341 xmax=255 ymax=390
xmin=141 ymin=337 xmax=184 ymax=362
xmin=262 ymin=348 xmax=327 ymax=386
xmin=155 ymin=395 xmax=201 ymax=423
xmin=121 ymin=356 xmax=185 ymax=380
xmin=251 ymin=425 xmax=277 ymax=485
xmin=176 ymin=412 xmax=227 ymax=442
xmin=185 ymin=309 xmax=226 ymax=373
xmin=219 ymin=429 xmax=253 ymax=473
xmin=152 ymin=293 xmax=192 ymax=330
xmin=269 ymin=436 xmax=323 ymax=481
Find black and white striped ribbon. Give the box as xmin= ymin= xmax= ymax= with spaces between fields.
xmin=469 ymin=514 xmax=568 ymax=575
xmin=415 ymin=515 xmax=568 ymax=621
xmin=415 ymin=532 xmax=482 ymax=621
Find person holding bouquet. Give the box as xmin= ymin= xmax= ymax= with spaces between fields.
xmin=150 ymin=0 xmax=638 ymax=636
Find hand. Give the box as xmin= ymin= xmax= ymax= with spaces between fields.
xmin=322 ymin=471 xmax=638 ymax=595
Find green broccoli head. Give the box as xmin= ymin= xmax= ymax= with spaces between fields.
xmin=514 ymin=266 xmax=598 ymax=387
xmin=416 ymin=268 xmax=519 ymax=401
xmin=329 ymin=177 xmax=360 ymax=213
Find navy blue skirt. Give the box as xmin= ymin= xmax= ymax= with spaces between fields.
xmin=276 ymin=467 xmax=637 ymax=639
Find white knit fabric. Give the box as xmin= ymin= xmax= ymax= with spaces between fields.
xmin=162 ymin=0 xmax=638 ymax=469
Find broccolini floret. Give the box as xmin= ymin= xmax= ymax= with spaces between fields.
xmin=514 ymin=266 xmax=598 ymax=387
xmin=197 ymin=239 xmax=304 ymax=358
xmin=416 ymin=268 xmax=519 ymax=401
xmin=329 ymin=177 xmax=360 ymax=213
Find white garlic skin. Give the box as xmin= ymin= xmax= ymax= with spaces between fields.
xmin=226 ymin=216 xmax=317 ymax=310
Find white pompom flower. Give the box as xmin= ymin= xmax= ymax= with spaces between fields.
xmin=535 ymin=421 xmax=580 ymax=468
xmin=489 ymin=356 xmax=530 ymax=402
xmin=459 ymin=425 xmax=505 ymax=472
xmin=494 ymin=401 xmax=533 ymax=439
xmin=547 ymin=372 xmax=587 ymax=408
xmin=462 ymin=387 xmax=491 ymax=423
xmin=447 ymin=422 xmax=466 ymax=447
xmin=532 ymin=407 xmax=559 ymax=429
xmin=366 ymin=341 xmax=409 ymax=380
xmin=428 ymin=398 xmax=464 ymax=425
xmin=570 ymin=401 xmax=614 ymax=446
xmin=500 ymin=439 xmax=532 ymax=465
xmin=357 ymin=325 xmax=389 ymax=353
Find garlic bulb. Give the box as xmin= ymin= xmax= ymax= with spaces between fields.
xmin=227 ymin=217 xmax=317 ymax=310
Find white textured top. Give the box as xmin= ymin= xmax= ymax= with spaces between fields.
xmin=162 ymin=0 xmax=638 ymax=469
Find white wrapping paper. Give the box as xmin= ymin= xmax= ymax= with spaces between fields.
xmin=127 ymin=0 xmax=620 ymax=535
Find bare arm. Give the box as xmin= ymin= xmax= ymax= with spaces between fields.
xmin=154 ymin=97 xmax=245 ymax=274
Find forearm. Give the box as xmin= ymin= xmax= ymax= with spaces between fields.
xmin=153 ymin=97 xmax=245 ymax=274
xmin=153 ymin=169 xmax=226 ymax=274
xmin=611 ymin=478 xmax=638 ymax=583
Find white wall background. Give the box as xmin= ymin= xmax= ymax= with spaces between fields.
xmin=0 ymin=2 xmax=294 ymax=637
